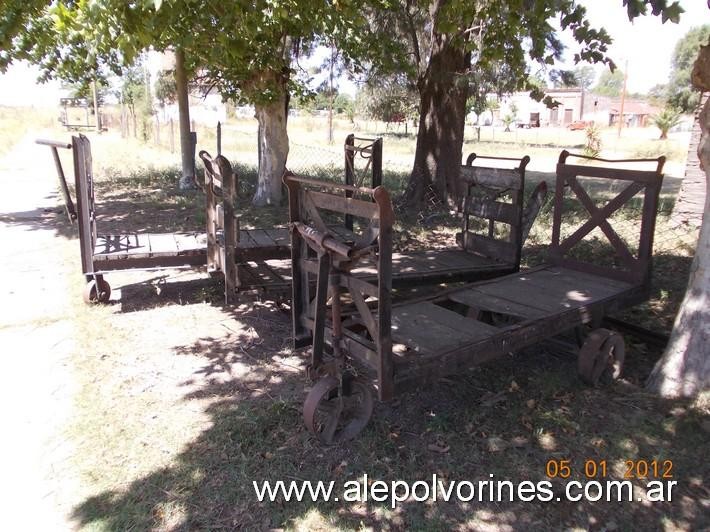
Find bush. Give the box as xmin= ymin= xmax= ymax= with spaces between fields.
xmin=583 ymin=123 xmax=602 ymax=157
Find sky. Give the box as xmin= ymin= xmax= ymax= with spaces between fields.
xmin=0 ymin=0 xmax=707 ymax=107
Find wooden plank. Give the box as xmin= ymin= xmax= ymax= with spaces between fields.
xmin=147 ymin=233 xmax=180 ymax=257
xmin=264 ymin=228 xmax=289 ymax=246
xmin=248 ymin=228 xmax=278 ymax=246
xmin=558 ymin=163 xmax=662 ymax=184
xmin=93 ymin=233 xmax=151 ymax=259
xmin=174 ymin=232 xmax=206 ymax=255
xmin=471 ymin=271 xmax=616 ymax=313
xmin=416 ymin=249 xmax=502 ymax=270
xmin=457 ymin=232 xmax=517 ymax=263
xmin=460 ymin=165 xmax=522 ymax=190
xmin=391 ymin=302 xmax=497 ymax=354
xmin=308 ymin=190 xmax=379 ymax=219
xmin=243 ymin=261 xmax=282 ymax=285
xmin=466 ymin=197 xmax=519 ymax=225
xmin=546 ymin=265 xmax=631 ymax=290
xmin=522 ymin=267 xmax=630 ymax=295
xmin=449 ymin=288 xmax=550 ymax=319
xmin=237 ymin=262 xmax=260 ymax=287
xmin=238 ymin=230 xmax=260 ymax=248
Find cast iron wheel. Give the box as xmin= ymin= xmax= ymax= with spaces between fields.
xmin=578 ymin=328 xmax=625 ymax=386
xmin=83 ymin=278 xmax=111 ymax=304
xmin=303 ymin=375 xmax=373 ymax=444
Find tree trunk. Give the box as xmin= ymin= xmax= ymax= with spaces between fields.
xmin=646 ymin=43 xmax=710 ymax=398
xmin=406 ymin=22 xmax=470 ymax=208
xmin=175 ymin=48 xmax=194 ymax=190
xmin=253 ymin=91 xmax=289 ymax=206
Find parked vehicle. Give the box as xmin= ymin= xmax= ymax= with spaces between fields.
xmin=568 ymin=120 xmax=592 ymax=130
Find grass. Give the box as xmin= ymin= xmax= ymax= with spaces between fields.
xmin=3 ymin=110 xmax=705 ymax=530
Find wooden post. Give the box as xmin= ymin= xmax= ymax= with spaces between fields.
xmin=217 ymin=121 xmax=222 ymax=155
xmin=372 ymin=137 xmax=383 ymax=188
xmin=92 ymin=79 xmax=101 ymax=132
xmin=374 ymin=187 xmax=394 ymax=400
xmin=344 ymin=134 xmax=355 ymax=231
xmin=221 ymin=156 xmax=237 ymax=304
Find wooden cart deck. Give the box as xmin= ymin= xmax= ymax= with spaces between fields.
xmin=387 ymin=265 xmax=642 ymax=392
xmin=62 ymin=134 xmax=539 ymax=303
xmin=287 ymin=151 xmax=666 ymax=412
xmin=237 ymin=249 xmax=510 ymax=290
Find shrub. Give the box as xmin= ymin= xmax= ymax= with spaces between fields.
xmin=583 ymin=123 xmax=602 ymax=157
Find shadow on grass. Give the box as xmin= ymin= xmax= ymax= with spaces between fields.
xmin=70 ymin=297 xmax=709 ymax=530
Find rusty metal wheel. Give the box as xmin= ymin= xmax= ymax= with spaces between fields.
xmin=83 ymin=278 xmax=111 ymax=304
xmin=303 ymin=375 xmax=373 ymax=445
xmin=578 ymin=328 xmax=625 ymax=386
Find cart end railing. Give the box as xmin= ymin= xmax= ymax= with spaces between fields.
xmin=550 ymin=150 xmax=665 ymax=287
xmin=284 ymin=171 xmax=395 ymax=400
xmin=200 ymin=150 xmax=238 ymax=304
xmin=457 ymin=152 xmax=539 ymax=270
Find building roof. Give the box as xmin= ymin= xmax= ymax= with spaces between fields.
xmin=609 ymin=99 xmax=658 ymax=116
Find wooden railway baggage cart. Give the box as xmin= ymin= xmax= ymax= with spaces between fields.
xmin=286 ymin=151 xmax=666 ymax=444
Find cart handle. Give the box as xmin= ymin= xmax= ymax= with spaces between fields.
xmin=292 ymin=222 xmax=354 ymax=259
xmin=35 ymin=139 xmax=72 ymax=149
xmin=559 ymin=150 xmax=666 ymax=173
xmin=284 ymin=172 xmax=377 ymax=197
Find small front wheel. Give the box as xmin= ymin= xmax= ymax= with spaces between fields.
xmin=578 ymin=328 xmax=625 ymax=386
xmin=303 ymin=375 xmax=373 ymax=444
xmin=83 ymin=278 xmax=111 ymax=304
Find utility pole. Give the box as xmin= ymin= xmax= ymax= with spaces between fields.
xmin=327 ymin=45 xmax=336 ymax=145
xmin=617 ymin=60 xmax=628 ymax=138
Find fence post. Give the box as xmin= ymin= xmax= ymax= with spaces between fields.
xmin=217 ymin=121 xmax=222 ymax=155
xmin=344 ymin=133 xmax=355 ymax=231
xmin=372 ymin=137 xmax=383 ymax=189
xmin=190 ymin=131 xmax=197 ymax=180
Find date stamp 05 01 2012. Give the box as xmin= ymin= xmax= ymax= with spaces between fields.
xmin=545 ymin=459 xmax=673 ymax=480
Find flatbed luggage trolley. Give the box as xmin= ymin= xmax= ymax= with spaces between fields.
xmin=286 ymin=151 xmax=666 ymax=444
xmin=59 ymin=135 xmax=236 ymax=303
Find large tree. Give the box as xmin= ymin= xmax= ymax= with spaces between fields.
xmin=1 ymin=1 xmax=370 ymax=205
xmin=647 ymin=41 xmax=710 ymax=397
xmin=592 ymin=68 xmax=625 ymax=97
xmin=666 ymin=24 xmax=710 ymax=113
xmin=374 ymin=0 xmax=682 ymax=208
xmin=379 ymin=1 xmax=616 ymax=207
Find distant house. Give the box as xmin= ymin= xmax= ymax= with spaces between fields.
xmin=490 ymin=89 xmax=658 ymax=128
xmin=580 ymin=96 xmax=658 ymax=127
xmin=607 ymin=100 xmax=657 ymax=127
xmin=497 ymin=88 xmax=587 ymax=127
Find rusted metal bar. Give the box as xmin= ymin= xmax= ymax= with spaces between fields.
xmin=292 ymin=222 xmax=353 ymax=258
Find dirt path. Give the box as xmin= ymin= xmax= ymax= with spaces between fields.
xmin=0 ymin=134 xmax=79 ymax=530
